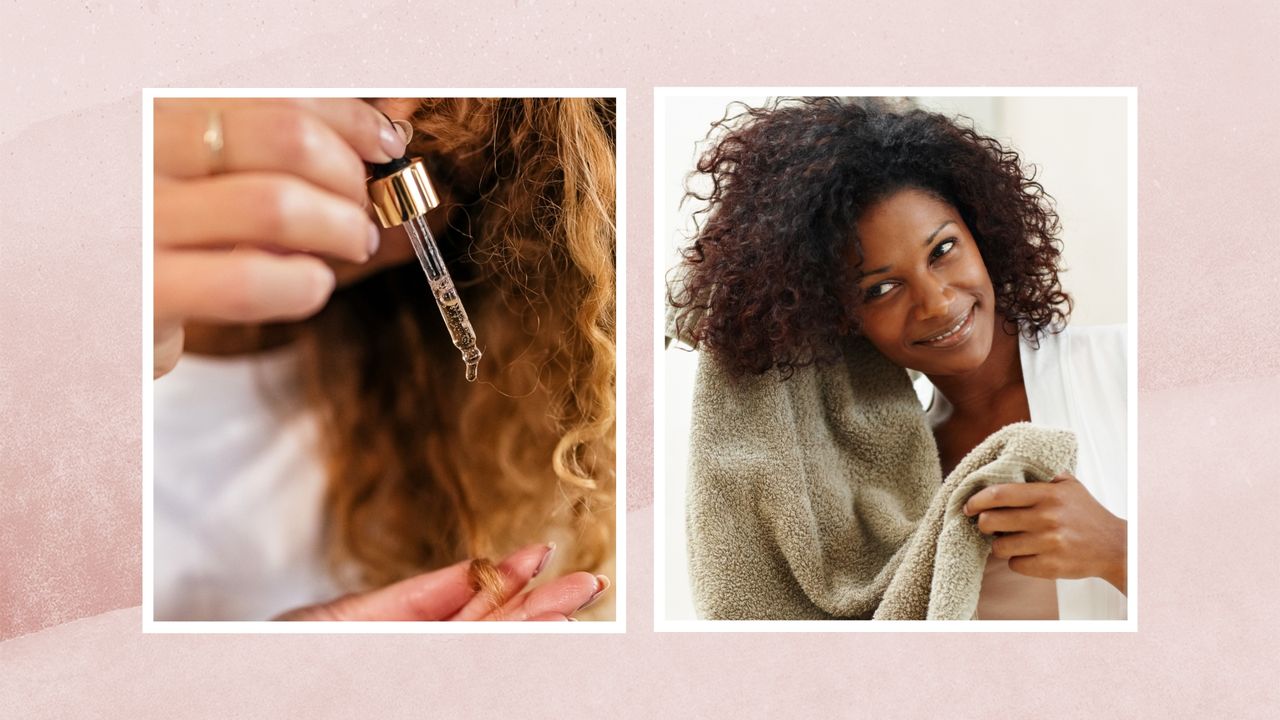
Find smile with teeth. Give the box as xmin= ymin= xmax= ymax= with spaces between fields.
xmin=917 ymin=306 xmax=974 ymax=346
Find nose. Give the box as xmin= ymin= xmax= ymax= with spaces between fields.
xmin=913 ymin=272 xmax=954 ymax=322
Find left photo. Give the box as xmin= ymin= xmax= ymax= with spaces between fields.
xmin=145 ymin=93 xmax=619 ymax=626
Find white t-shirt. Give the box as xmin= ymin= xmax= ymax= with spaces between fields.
xmin=154 ymin=349 xmax=340 ymax=621
xmin=154 ymin=350 xmax=618 ymax=622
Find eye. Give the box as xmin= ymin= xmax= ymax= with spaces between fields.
xmin=864 ymin=281 xmax=896 ymax=300
xmin=930 ymin=238 xmax=957 ymax=261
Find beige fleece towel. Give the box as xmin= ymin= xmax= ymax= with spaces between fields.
xmin=685 ymin=337 xmax=1076 ymax=620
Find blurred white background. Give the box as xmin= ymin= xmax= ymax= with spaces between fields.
xmin=656 ymin=93 xmax=1132 ymax=621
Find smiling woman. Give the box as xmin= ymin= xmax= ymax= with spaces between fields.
xmin=666 ymin=96 xmax=1128 ymax=621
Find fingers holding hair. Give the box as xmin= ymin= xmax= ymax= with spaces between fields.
xmin=448 ymin=543 xmax=558 ymax=621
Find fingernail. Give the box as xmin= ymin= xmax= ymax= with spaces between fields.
xmin=533 ymin=541 xmax=556 ymax=578
xmin=367 ymin=223 xmax=381 ymax=258
xmin=391 ymin=119 xmax=413 ymax=144
xmin=577 ymin=575 xmax=610 ymax=612
xmin=567 ymin=617 xmax=579 ymax=622
xmin=379 ymin=122 xmax=407 ymax=159
xmin=313 ymin=265 xmax=336 ymax=301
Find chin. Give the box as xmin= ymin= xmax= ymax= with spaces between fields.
xmin=912 ymin=343 xmax=991 ymax=377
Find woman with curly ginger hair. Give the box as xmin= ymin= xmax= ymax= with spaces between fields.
xmin=670 ymin=97 xmax=1126 ymax=620
xmin=154 ymin=97 xmax=614 ymax=622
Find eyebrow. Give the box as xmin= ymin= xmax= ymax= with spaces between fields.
xmin=859 ymin=220 xmax=957 ymax=278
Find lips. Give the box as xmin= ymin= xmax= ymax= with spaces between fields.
xmin=914 ymin=306 xmax=975 ymax=348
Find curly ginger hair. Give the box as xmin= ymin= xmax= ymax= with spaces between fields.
xmin=296 ymin=99 xmax=616 ymax=607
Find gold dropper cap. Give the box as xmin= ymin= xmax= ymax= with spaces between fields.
xmin=367 ymin=157 xmax=440 ymax=228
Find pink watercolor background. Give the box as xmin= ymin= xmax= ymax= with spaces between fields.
xmin=2 ymin=0 xmax=1278 ymax=716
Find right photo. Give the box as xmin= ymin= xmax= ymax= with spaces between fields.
xmin=656 ymin=91 xmax=1135 ymax=625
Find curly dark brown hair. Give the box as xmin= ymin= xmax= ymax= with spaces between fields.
xmin=669 ymin=97 xmax=1071 ymax=378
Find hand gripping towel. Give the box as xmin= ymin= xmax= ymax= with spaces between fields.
xmin=685 ymin=337 xmax=1076 ymax=620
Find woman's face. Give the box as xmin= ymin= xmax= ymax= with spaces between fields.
xmin=851 ymin=187 xmax=997 ymax=376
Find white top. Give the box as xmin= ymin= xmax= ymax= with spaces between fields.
xmin=1020 ymin=324 xmax=1128 ymax=620
xmin=154 ymin=349 xmax=340 ymax=621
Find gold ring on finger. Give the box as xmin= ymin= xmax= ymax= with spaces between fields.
xmin=203 ymin=110 xmax=225 ymax=174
